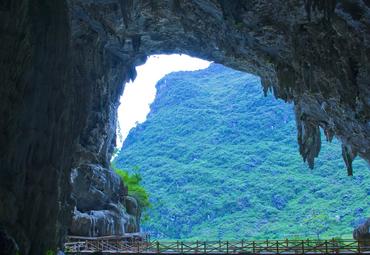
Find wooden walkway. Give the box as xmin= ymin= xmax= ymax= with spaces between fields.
xmin=64 ymin=237 xmax=370 ymax=254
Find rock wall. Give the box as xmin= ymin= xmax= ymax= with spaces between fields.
xmin=0 ymin=1 xmax=74 ymax=254
xmin=69 ymin=164 xmax=140 ymax=237
xmin=354 ymin=218 xmax=370 ymax=249
xmin=67 ymin=0 xmax=142 ymax=238
xmin=0 ymin=0 xmax=369 ymax=254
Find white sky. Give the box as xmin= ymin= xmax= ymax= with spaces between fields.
xmin=116 ymin=54 xmax=211 ymax=148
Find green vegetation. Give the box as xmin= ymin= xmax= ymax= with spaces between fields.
xmin=45 ymin=250 xmax=54 ymax=255
xmin=114 ymin=64 xmax=370 ymax=240
xmin=112 ymin=164 xmax=151 ymax=212
xmin=303 ymin=209 xmax=333 ymax=239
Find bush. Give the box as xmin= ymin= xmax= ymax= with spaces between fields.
xmin=112 ymin=164 xmax=151 ymax=211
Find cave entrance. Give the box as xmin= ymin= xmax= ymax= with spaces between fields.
xmin=112 ymin=54 xmax=370 ymax=241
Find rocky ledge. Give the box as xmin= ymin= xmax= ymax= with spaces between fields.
xmin=69 ymin=164 xmax=139 ymax=236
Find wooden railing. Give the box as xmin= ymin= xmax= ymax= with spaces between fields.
xmin=64 ymin=238 xmax=370 ymax=254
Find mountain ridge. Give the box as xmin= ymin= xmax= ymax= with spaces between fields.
xmin=115 ymin=64 xmax=370 ymax=240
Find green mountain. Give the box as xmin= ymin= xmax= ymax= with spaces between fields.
xmin=114 ymin=64 xmax=370 ymax=240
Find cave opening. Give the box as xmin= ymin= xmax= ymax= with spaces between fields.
xmin=2 ymin=1 xmax=370 ymax=254
xmin=111 ymin=54 xmax=370 ymax=241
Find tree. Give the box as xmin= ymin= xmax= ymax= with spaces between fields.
xmin=303 ymin=209 xmax=331 ymax=239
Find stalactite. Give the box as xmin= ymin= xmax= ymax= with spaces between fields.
xmin=323 ymin=127 xmax=334 ymax=142
xmin=295 ymin=106 xmax=322 ymax=169
xmin=303 ymin=0 xmax=337 ymax=21
xmin=341 ymin=144 xmax=357 ymax=176
xmin=118 ymin=0 xmax=133 ymax=28
xmin=131 ymin=35 xmax=141 ymax=52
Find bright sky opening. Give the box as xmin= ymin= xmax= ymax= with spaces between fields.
xmin=116 ymin=54 xmax=211 ymax=149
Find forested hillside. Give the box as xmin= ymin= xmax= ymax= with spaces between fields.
xmin=114 ymin=64 xmax=370 ymax=240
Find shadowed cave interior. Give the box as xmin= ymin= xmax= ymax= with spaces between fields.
xmin=0 ymin=0 xmax=370 ymax=254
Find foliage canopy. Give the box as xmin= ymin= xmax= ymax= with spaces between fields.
xmin=112 ymin=164 xmax=151 ymax=211
xmin=114 ymin=64 xmax=370 ymax=240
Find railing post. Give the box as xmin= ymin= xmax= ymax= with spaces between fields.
xmin=276 ymin=241 xmax=279 ymax=254
xmin=252 ymin=241 xmax=255 ymax=254
xmin=181 ymin=241 xmax=184 ymax=254
xmin=357 ymin=239 xmax=361 ymax=254
xmin=156 ymin=241 xmax=159 ymax=253
xmin=241 ymin=239 xmax=244 ymax=252
xmin=301 ymin=240 xmax=305 ymax=254
xmin=325 ymin=240 xmax=328 ymax=254
xmin=196 ymin=240 xmax=199 ymax=253
xmin=226 ymin=241 xmax=229 ymax=254
xmin=204 ymin=242 xmax=206 ymax=254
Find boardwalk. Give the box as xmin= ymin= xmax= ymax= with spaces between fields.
xmin=64 ymin=237 xmax=370 ymax=254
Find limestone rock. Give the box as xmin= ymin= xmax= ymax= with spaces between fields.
xmin=70 ymin=205 xmax=130 ymax=236
xmin=70 ymin=164 xmax=125 ymax=212
xmin=69 ymin=163 xmax=139 ymax=236
xmin=125 ymin=196 xmax=141 ymax=231
xmin=353 ymin=218 xmax=370 ymax=249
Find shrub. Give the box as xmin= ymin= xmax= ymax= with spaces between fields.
xmin=112 ymin=164 xmax=151 ymax=212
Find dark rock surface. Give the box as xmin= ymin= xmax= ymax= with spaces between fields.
xmin=71 ymin=164 xmax=123 ymax=212
xmin=353 ymin=218 xmax=370 ymax=249
xmin=0 ymin=228 xmax=19 ymax=255
xmin=67 ymin=0 xmax=142 ymax=241
xmin=69 ymin=164 xmax=139 ymax=237
xmin=0 ymin=0 xmax=369 ymax=254
xmin=0 ymin=1 xmax=75 ymax=254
